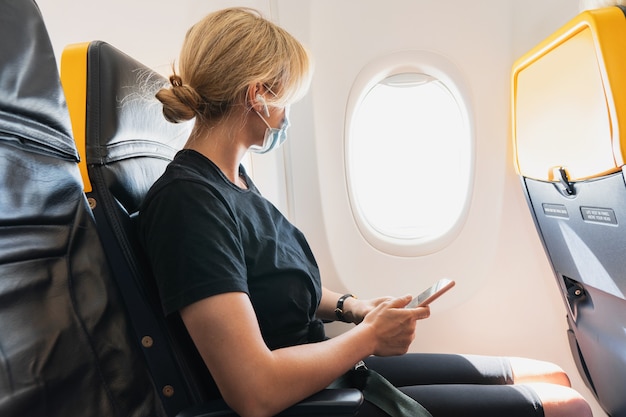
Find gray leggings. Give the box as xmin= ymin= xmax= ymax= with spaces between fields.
xmin=360 ymin=354 xmax=544 ymax=417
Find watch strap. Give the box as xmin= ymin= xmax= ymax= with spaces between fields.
xmin=335 ymin=293 xmax=356 ymax=323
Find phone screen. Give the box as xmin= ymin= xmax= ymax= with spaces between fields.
xmin=405 ymin=278 xmax=455 ymax=308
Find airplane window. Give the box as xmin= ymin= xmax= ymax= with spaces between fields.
xmin=347 ymin=70 xmax=472 ymax=255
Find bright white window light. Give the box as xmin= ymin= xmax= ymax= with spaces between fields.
xmin=241 ymin=152 xmax=252 ymax=176
xmin=347 ymin=70 xmax=472 ymax=254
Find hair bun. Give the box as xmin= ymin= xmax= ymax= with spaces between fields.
xmin=156 ymin=75 xmax=204 ymax=123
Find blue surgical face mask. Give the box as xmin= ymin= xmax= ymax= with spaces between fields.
xmin=250 ymin=99 xmax=290 ymax=154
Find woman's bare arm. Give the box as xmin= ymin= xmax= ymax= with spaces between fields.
xmin=181 ymin=291 xmax=429 ymax=417
xmin=317 ymin=287 xmax=395 ymax=324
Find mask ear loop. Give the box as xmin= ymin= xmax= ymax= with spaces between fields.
xmin=256 ymin=94 xmax=271 ymax=117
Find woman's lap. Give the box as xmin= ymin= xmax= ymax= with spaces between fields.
xmin=363 ymin=353 xmax=514 ymax=386
xmin=359 ymin=353 xmax=544 ymax=417
xmin=356 ymin=383 xmax=543 ymax=417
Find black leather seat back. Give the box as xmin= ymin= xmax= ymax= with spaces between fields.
xmin=82 ymin=43 xmax=191 ymax=213
xmin=0 ymin=2 xmax=164 ymax=416
xmin=62 ymin=41 xmax=216 ymax=415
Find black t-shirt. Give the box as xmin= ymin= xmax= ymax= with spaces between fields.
xmin=138 ymin=149 xmax=325 ymax=350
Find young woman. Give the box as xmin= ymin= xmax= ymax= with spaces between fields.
xmin=138 ymin=7 xmax=592 ymax=417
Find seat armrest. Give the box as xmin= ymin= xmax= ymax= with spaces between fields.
xmin=277 ymin=389 xmax=363 ymax=417
xmin=175 ymin=388 xmax=364 ymax=417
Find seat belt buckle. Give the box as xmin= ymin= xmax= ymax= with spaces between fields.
xmin=354 ymin=360 xmax=368 ymax=371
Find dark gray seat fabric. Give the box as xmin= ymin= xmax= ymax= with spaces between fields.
xmin=0 ymin=2 xmax=164 ymax=416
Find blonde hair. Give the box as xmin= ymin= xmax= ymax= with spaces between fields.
xmin=579 ymin=0 xmax=626 ymax=11
xmin=156 ymin=7 xmax=312 ymax=124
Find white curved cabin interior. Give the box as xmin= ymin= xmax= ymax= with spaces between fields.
xmin=36 ymin=1 xmax=614 ymax=416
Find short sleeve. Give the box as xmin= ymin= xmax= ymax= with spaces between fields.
xmin=139 ymin=179 xmax=248 ymax=315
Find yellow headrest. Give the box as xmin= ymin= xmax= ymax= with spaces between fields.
xmin=60 ymin=42 xmax=92 ymax=192
xmin=512 ymin=7 xmax=626 ymax=182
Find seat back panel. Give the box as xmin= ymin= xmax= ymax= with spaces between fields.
xmin=525 ymin=173 xmax=626 ymax=299
xmin=512 ymin=6 xmax=626 ymax=416
xmin=513 ymin=7 xmax=626 ymax=182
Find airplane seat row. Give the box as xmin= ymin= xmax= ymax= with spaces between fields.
xmin=512 ymin=6 xmax=626 ymax=417
xmin=0 ymin=1 xmax=363 ymax=415
xmin=60 ymin=40 xmax=208 ymax=415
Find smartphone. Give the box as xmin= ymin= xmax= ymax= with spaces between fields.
xmin=405 ymin=278 xmax=455 ymax=308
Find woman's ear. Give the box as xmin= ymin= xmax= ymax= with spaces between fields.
xmin=246 ymin=83 xmax=262 ymax=108
xmin=247 ymin=83 xmax=270 ymax=117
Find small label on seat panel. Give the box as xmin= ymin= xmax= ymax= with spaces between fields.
xmin=543 ymin=203 xmax=569 ymax=218
xmin=580 ymin=206 xmax=617 ymax=225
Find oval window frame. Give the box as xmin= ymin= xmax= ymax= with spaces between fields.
xmin=344 ymin=50 xmax=475 ymax=256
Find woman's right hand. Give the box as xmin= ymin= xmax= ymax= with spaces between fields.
xmin=360 ymin=294 xmax=430 ymax=357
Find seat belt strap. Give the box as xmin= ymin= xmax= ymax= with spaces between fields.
xmin=330 ymin=362 xmax=432 ymax=417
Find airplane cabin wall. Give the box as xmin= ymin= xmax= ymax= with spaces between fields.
xmin=278 ymin=1 xmax=604 ymax=415
xmin=35 ymin=0 xmax=605 ymax=415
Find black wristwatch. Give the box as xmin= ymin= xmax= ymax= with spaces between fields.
xmin=335 ymin=293 xmax=356 ymax=323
